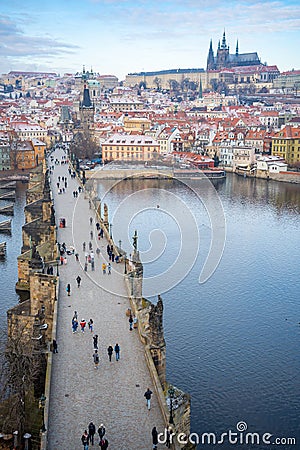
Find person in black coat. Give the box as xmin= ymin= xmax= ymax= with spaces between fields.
xmin=107 ymin=345 xmax=113 ymax=362
xmin=88 ymin=422 xmax=96 ymax=445
xmin=144 ymin=388 xmax=153 ymax=410
xmin=152 ymin=426 xmax=158 ymax=449
xmin=98 ymin=424 xmax=106 ymax=440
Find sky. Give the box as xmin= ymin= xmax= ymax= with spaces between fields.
xmin=0 ymin=0 xmax=299 ymax=80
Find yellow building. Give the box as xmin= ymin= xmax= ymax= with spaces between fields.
xmin=271 ymin=125 xmax=300 ymax=165
xmin=124 ymin=68 xmax=211 ymax=90
xmin=102 ymin=134 xmax=160 ymax=162
xmin=123 ymin=117 xmax=151 ymax=133
xmin=32 ymin=139 xmax=46 ymax=165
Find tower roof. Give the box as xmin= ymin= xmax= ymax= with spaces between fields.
xmin=82 ymin=85 xmax=93 ymax=108
xmin=221 ymin=30 xmax=227 ymax=49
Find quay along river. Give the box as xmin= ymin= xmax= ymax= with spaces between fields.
xmin=96 ymin=173 xmax=300 ymax=450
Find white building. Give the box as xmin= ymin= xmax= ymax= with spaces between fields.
xmin=256 ymin=155 xmax=287 ymax=173
xmin=220 ymin=143 xmax=235 ymax=167
xmin=233 ymin=146 xmax=256 ymax=169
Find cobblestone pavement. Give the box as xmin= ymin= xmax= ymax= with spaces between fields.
xmin=47 ymin=148 xmax=165 ymax=450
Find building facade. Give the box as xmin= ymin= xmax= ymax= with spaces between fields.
xmin=0 ymin=138 xmax=11 ymax=170
xmin=102 ymin=134 xmax=160 ymax=162
xmin=271 ymin=126 xmax=300 ymax=165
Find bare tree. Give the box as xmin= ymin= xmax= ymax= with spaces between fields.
xmin=70 ymin=131 xmax=99 ymax=160
xmin=0 ymin=324 xmax=43 ymax=437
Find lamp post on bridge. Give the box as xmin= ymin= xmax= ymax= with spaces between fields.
xmin=124 ymin=252 xmax=127 ymax=274
xmin=109 ymin=223 xmax=113 ymax=239
xmin=23 ymin=433 xmax=31 ymax=450
xmin=56 ymin=257 xmax=60 ymax=276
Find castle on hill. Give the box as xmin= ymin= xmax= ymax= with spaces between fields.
xmin=207 ymin=31 xmax=262 ymax=71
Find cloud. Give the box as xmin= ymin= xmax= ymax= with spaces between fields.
xmin=0 ymin=15 xmax=79 ymax=58
xmin=88 ymin=0 xmax=300 ymax=37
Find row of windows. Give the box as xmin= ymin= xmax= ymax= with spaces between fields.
xmin=20 ymin=132 xmax=45 ymax=136
xmin=274 ymin=139 xmax=299 ymax=144
xmin=273 ymin=146 xmax=299 ymax=152
xmin=104 ymin=152 xmax=152 ymax=158
xmin=104 ymin=146 xmax=158 ymax=152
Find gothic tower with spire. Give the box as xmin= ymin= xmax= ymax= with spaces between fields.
xmin=79 ymin=65 xmax=94 ymax=131
xmin=216 ymin=30 xmax=229 ymax=69
xmin=207 ymin=39 xmax=215 ymax=70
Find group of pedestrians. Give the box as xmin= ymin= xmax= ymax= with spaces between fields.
xmin=81 ymin=423 xmax=108 ymax=449
xmin=71 ymin=311 xmax=94 ymax=334
xmin=92 ymin=339 xmax=120 ymax=368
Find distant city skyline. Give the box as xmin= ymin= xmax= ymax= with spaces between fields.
xmin=1 ymin=0 xmax=299 ymax=80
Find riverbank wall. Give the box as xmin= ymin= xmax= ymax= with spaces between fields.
xmin=227 ymin=167 xmax=300 ymax=183
xmin=85 ymin=166 xmax=226 ymax=181
xmin=3 ymin=162 xmax=59 ymax=449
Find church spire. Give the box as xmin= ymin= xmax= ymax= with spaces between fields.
xmin=199 ymin=79 xmax=203 ymax=99
xmin=236 ymin=39 xmax=239 ymax=55
xmin=207 ymin=39 xmax=215 ymax=70
xmin=221 ymin=30 xmax=227 ymax=48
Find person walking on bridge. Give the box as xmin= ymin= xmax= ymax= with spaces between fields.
xmin=99 ymin=438 xmax=109 ymax=449
xmin=76 ymin=275 xmax=81 ymax=287
xmin=152 ymin=426 xmax=158 ymax=449
xmin=93 ymin=334 xmax=98 ymax=349
xmin=81 ymin=430 xmax=89 ymax=450
xmin=107 ymin=345 xmax=113 ymax=362
xmin=66 ymin=283 xmax=71 ymax=296
xmin=129 ymin=314 xmax=133 ymax=331
xmin=93 ymin=350 xmax=99 ymax=369
xmin=80 ymin=319 xmax=86 ymax=333
xmin=144 ymin=388 xmax=153 ymax=410
xmin=114 ymin=343 xmax=120 ymax=361
xmin=88 ymin=422 xmax=96 ymax=446
xmin=97 ymin=424 xmax=106 ymax=440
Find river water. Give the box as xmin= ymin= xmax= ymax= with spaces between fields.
xmin=0 ymin=181 xmax=27 ymax=335
xmin=96 ymin=173 xmax=300 ymax=449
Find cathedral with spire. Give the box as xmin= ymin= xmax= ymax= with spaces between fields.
xmin=207 ymin=31 xmax=262 ymax=71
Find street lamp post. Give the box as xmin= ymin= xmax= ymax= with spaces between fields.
xmin=130 ymin=273 xmax=134 ymax=297
xmin=118 ymin=240 xmax=122 ymax=250
xmin=13 ymin=430 xmax=18 ymax=448
xmin=124 ymin=252 xmax=127 ymax=275
xmin=109 ymin=223 xmax=113 ymax=239
xmin=23 ymin=433 xmax=31 ymax=450
xmin=168 ymin=387 xmax=175 ymax=425
xmin=39 ymin=394 xmax=46 ymax=432
xmin=56 ymin=257 xmax=60 ymax=276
